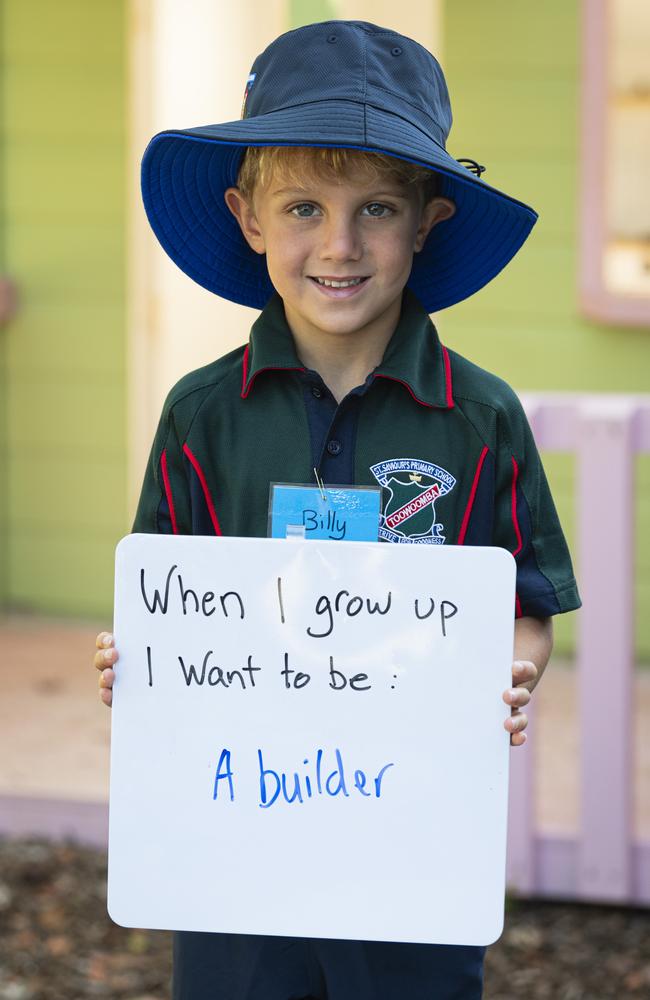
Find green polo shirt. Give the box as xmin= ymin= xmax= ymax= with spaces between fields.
xmin=133 ymin=289 xmax=580 ymax=619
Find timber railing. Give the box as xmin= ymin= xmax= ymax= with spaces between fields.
xmin=507 ymin=393 xmax=650 ymax=907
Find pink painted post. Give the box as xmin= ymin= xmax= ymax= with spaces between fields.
xmin=576 ymin=399 xmax=635 ymax=900
xmin=506 ymin=702 xmax=536 ymax=894
xmin=507 ymin=398 xmax=549 ymax=895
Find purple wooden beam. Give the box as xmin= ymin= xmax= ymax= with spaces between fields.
xmin=528 ymin=834 xmax=650 ymax=906
xmin=576 ymin=399 xmax=636 ymax=901
xmin=0 ymin=794 xmax=108 ymax=849
xmin=506 ymin=703 xmax=537 ymax=893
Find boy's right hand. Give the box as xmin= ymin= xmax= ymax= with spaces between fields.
xmin=94 ymin=631 xmax=118 ymax=708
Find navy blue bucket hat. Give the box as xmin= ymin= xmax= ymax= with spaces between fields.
xmin=141 ymin=20 xmax=538 ymax=314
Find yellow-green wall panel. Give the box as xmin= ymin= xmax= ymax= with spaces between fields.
xmin=443 ymin=1 xmax=577 ymax=75
xmin=8 ymin=376 xmax=125 ymax=455
xmin=7 ymin=305 xmax=125 ymax=377
xmin=8 ymin=530 xmax=117 ymax=618
xmin=4 ymin=71 xmax=123 ymax=140
xmin=9 ymin=454 xmax=125 ymax=532
xmin=290 ymin=1 xmax=337 ymax=28
xmin=0 ymin=2 xmax=7 ymax=604
xmin=2 ymin=0 xmax=126 ymax=618
xmin=6 ymin=143 xmax=123 ymax=223
xmin=5 ymin=0 xmax=123 ymax=63
xmin=6 ymin=223 xmax=124 ymax=303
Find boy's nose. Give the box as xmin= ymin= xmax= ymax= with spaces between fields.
xmin=319 ymin=215 xmax=363 ymax=262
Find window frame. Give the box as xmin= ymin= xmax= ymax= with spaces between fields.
xmin=579 ymin=0 xmax=650 ymax=326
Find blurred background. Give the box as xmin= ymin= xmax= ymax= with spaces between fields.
xmin=1 ymin=1 xmax=649 ymax=997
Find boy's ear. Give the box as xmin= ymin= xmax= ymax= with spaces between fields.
xmin=414 ymin=197 xmax=456 ymax=253
xmin=224 ymin=187 xmax=266 ymax=254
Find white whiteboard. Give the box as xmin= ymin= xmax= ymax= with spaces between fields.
xmin=108 ymin=535 xmax=515 ymax=945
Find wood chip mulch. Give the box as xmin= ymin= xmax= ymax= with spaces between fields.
xmin=0 ymin=839 xmax=648 ymax=999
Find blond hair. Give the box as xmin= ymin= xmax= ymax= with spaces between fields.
xmin=236 ymin=146 xmax=441 ymax=203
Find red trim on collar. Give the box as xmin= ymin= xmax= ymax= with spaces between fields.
xmin=457 ymin=445 xmax=489 ymax=544
xmin=375 ymin=345 xmax=453 ymax=410
xmin=240 ymin=345 xmax=306 ymax=399
xmin=160 ymin=448 xmax=178 ymax=535
xmin=373 ymin=374 xmax=434 ymax=408
xmin=183 ymin=443 xmax=223 ymax=535
xmin=510 ymin=456 xmax=523 ymax=557
xmin=441 ymin=345 xmax=454 ymax=408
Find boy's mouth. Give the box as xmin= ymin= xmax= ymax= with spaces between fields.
xmin=308 ymin=275 xmax=370 ymax=297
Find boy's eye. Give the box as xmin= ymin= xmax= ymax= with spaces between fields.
xmin=363 ymin=203 xmax=393 ymax=218
xmin=288 ymin=202 xmax=393 ymax=218
xmin=290 ymin=203 xmax=321 ymax=218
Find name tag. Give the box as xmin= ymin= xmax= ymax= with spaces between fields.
xmin=269 ymin=484 xmax=381 ymax=542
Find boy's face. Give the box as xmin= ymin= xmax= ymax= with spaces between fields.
xmin=225 ymin=165 xmax=455 ymax=345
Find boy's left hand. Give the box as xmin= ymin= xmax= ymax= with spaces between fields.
xmin=502 ymin=659 xmax=537 ymax=747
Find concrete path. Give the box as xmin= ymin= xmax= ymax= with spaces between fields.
xmin=1 ymin=614 xmax=648 ymax=842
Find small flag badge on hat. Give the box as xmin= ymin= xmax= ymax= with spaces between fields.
xmin=240 ymin=72 xmax=256 ymax=119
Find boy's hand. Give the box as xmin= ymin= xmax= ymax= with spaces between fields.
xmin=502 ymin=659 xmax=537 ymax=747
xmin=94 ymin=631 xmax=118 ymax=708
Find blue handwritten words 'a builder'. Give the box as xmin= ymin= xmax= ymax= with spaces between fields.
xmin=212 ymin=748 xmax=394 ymax=808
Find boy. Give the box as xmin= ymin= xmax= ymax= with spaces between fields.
xmin=95 ymin=20 xmax=580 ymax=999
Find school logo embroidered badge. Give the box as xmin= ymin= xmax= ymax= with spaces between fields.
xmin=370 ymin=458 xmax=456 ymax=544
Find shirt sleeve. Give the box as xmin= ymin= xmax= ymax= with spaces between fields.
xmin=493 ymin=389 xmax=581 ymax=619
xmin=131 ymin=402 xmax=192 ymax=535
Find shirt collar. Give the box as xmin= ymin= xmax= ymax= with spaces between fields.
xmin=373 ymin=289 xmax=454 ymax=408
xmin=241 ymin=293 xmax=305 ymax=398
xmin=241 ymin=289 xmax=453 ymax=409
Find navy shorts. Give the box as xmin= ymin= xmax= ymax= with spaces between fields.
xmin=172 ymin=932 xmax=485 ymax=999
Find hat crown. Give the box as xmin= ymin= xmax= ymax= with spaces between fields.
xmin=244 ymin=20 xmax=452 ymax=149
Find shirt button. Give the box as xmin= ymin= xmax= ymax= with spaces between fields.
xmin=327 ymin=439 xmax=342 ymax=456
xmin=311 ymin=386 xmax=323 ymax=398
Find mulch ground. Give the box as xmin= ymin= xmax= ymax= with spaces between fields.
xmin=0 ymin=840 xmax=648 ymax=1000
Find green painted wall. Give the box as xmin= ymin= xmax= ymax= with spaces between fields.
xmin=290 ymin=0 xmax=337 ymax=27
xmin=1 ymin=0 xmax=126 ymax=618
xmin=0 ymin=3 xmax=7 ymax=607
xmin=440 ymin=0 xmax=650 ymax=657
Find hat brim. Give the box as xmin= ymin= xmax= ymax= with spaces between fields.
xmin=141 ymin=100 xmax=537 ymax=313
